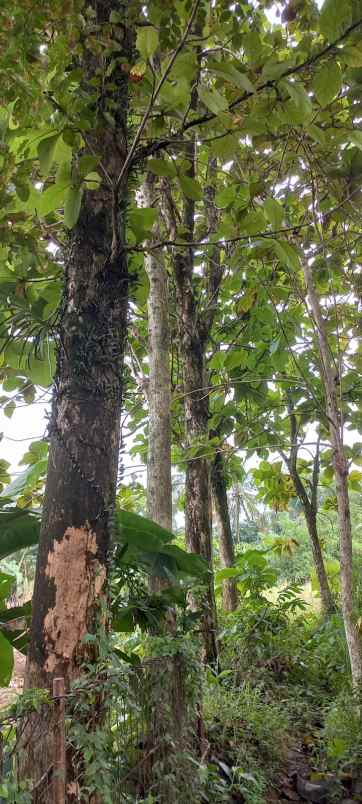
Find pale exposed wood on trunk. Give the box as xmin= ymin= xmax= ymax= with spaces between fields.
xmin=303 ymin=259 xmax=362 ymax=684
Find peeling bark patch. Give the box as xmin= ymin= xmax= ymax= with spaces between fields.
xmin=43 ymin=527 xmax=106 ymax=673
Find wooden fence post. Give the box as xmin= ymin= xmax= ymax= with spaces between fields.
xmin=53 ymin=677 xmax=66 ymax=804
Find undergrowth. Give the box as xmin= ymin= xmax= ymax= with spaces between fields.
xmin=202 ymin=594 xmax=360 ymax=803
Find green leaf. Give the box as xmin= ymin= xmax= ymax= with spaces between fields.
xmin=0 ymin=601 xmax=31 ymax=624
xmin=198 ymin=86 xmax=229 ymax=115
xmin=0 ymin=572 xmax=15 ymax=603
xmin=349 ymin=131 xmax=362 ymax=150
xmin=264 ymin=198 xmax=284 ymax=229
xmin=37 ymin=181 xmax=69 ymax=217
xmin=136 ymin=26 xmax=159 ymax=60
xmin=148 ymin=158 xmax=177 ymax=178
xmin=215 ymin=185 xmax=237 ymax=208
xmin=319 ymin=0 xmax=352 ymax=41
xmin=3 ymin=460 xmax=47 ymax=500
xmin=209 ymin=62 xmax=255 ymax=93
xmin=115 ymin=509 xmax=172 ymax=552
xmin=179 ymin=175 xmax=203 ymax=201
xmin=284 ymin=80 xmax=312 ymax=120
xmin=78 ymin=154 xmax=99 ymax=177
xmin=341 ymin=44 xmax=362 ymax=67
xmin=4 ymin=401 xmax=15 ymax=419
xmin=160 ymin=545 xmax=208 ymax=577
xmin=129 ymin=207 xmax=158 ymax=238
xmin=274 ymin=240 xmax=301 ymax=271
xmin=313 ymin=62 xmax=342 ymax=106
xmin=0 ymin=508 xmax=40 ymax=559
xmin=37 ymin=133 xmax=60 ymax=176
xmin=84 ymin=171 xmax=101 ymax=190
xmin=0 ymin=632 xmax=14 ymax=686
xmin=64 ymin=185 xmax=83 ymax=229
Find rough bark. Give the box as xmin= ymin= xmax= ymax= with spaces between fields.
xmin=303 ymin=259 xmax=362 ymax=685
xmin=211 ymin=451 xmax=238 ymax=612
xmin=24 ymin=0 xmax=132 ymax=787
xmin=166 ymin=151 xmax=219 ymax=666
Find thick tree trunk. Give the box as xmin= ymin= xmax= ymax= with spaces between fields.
xmin=303 ymin=259 xmax=362 ymax=684
xmin=27 ymin=198 xmax=128 ymax=689
xmin=24 ymin=0 xmax=132 ymax=788
xmin=211 ymin=452 xmax=238 ymax=612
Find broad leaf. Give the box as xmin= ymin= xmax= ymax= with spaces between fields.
xmin=136 ymin=26 xmax=159 ymax=60
xmin=64 ymin=185 xmax=83 ymax=229
xmin=319 ymin=0 xmax=352 ymax=41
xmin=313 ymin=62 xmax=342 ymax=106
xmin=179 ymin=175 xmax=203 ymax=201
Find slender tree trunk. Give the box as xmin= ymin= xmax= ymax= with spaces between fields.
xmin=303 ymin=259 xmax=362 ymax=684
xmin=24 ymin=0 xmax=132 ymax=784
xmin=166 ymin=156 xmax=219 ymax=666
xmin=305 ymin=508 xmax=335 ymax=615
xmin=144 ymin=175 xmax=172 ymax=534
xmin=282 ymin=438 xmax=335 ymax=616
xmin=211 ymin=451 xmax=238 ymax=612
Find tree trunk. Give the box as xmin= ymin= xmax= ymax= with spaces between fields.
xmin=303 ymin=259 xmax=362 ymax=684
xmin=305 ymin=508 xmax=335 ymax=616
xmin=168 ymin=153 xmax=219 ymax=667
xmin=24 ymin=0 xmax=132 ymax=785
xmin=211 ymin=451 xmax=238 ymax=612
xmin=144 ymin=173 xmax=172 ymax=584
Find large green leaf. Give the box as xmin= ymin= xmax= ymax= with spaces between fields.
xmin=159 ymin=544 xmax=208 ymax=578
xmin=313 ymin=62 xmax=342 ymax=107
xmin=0 ymin=508 xmax=40 ymax=560
xmin=136 ymin=26 xmax=159 ymax=60
xmin=115 ymin=509 xmax=171 ymax=552
xmin=0 ymin=632 xmax=14 ymax=685
xmin=198 ymin=86 xmax=229 ymax=115
xmin=319 ymin=0 xmax=352 ymax=41
xmin=0 ymin=572 xmax=15 ymax=603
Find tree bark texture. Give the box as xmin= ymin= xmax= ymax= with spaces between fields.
xmin=303 ymin=259 xmax=362 ymax=684
xmin=211 ymin=451 xmax=238 ymax=612
xmin=23 ymin=1 xmax=133 ymax=790
xmin=173 ymin=248 xmax=218 ymax=666
xmin=144 ymin=175 xmax=172 ymax=534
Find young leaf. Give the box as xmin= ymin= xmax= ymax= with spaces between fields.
xmin=64 ymin=185 xmax=83 ymax=229
xmin=136 ymin=26 xmax=159 ymax=60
